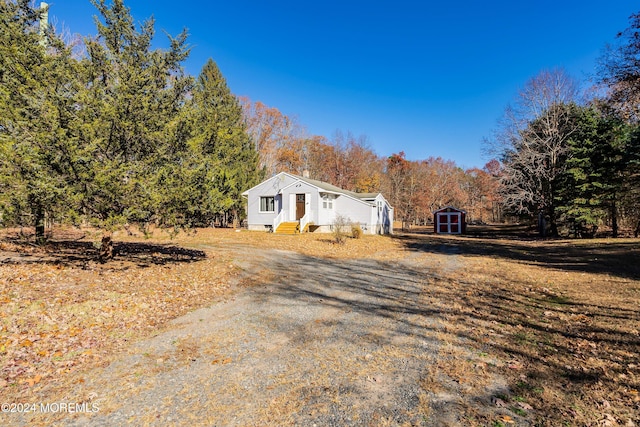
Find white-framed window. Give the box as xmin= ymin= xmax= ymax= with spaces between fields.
xmin=260 ymin=196 xmax=275 ymax=212
xmin=322 ymin=194 xmax=334 ymax=209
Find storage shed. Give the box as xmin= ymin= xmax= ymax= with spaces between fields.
xmin=434 ymin=207 xmax=466 ymax=234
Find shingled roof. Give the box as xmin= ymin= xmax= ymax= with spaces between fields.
xmin=291 ymin=174 xmax=381 ymax=201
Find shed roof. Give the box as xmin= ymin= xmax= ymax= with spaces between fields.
xmin=433 ymin=206 xmax=467 ymax=214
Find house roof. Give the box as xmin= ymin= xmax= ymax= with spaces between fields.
xmin=294 ymin=175 xmax=363 ymax=198
xmin=242 ymin=172 xmax=392 ymax=208
xmin=292 ymin=174 xmax=383 ymax=201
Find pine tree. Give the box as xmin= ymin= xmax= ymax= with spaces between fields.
xmin=555 ymin=104 xmax=640 ymax=238
xmin=620 ymin=126 xmax=640 ymax=236
xmin=0 ymin=0 xmax=78 ymax=242
xmin=556 ymin=107 xmax=624 ymax=236
xmin=190 ymin=58 xmax=260 ymax=226
xmin=72 ymin=0 xmax=193 ymax=257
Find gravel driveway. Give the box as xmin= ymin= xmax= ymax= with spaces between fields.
xmin=28 ymin=246 xmax=504 ymax=426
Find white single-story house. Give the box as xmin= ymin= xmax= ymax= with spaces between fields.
xmin=242 ymin=172 xmax=393 ymax=234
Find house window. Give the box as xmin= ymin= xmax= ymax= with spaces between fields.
xmin=260 ymin=196 xmax=275 ymax=212
xmin=322 ymin=194 xmax=333 ymax=209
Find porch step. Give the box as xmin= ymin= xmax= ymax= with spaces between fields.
xmin=276 ymin=221 xmax=299 ymax=234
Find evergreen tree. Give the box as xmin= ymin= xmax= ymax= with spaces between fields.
xmin=556 ymin=106 xmax=627 ymax=237
xmin=71 ymin=0 xmax=194 ymax=256
xmin=620 ymin=126 xmax=640 ymax=236
xmin=190 ymin=58 xmax=260 ymax=226
xmin=598 ymin=9 xmax=640 ymax=236
xmin=0 ymin=0 xmax=78 ymax=242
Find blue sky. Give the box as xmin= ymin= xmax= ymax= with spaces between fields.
xmin=48 ymin=1 xmax=638 ymax=169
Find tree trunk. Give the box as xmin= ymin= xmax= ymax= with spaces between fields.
xmin=99 ymin=233 xmax=114 ymax=262
xmin=35 ymin=205 xmax=45 ymax=244
xmin=538 ymin=211 xmax=546 ymax=237
xmin=233 ymin=209 xmax=239 ymax=228
xmin=611 ymin=200 xmax=618 ymax=238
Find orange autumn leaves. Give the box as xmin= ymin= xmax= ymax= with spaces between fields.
xmin=0 ymin=242 xmax=235 ymax=401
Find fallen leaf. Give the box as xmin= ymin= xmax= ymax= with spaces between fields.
xmin=26 ymin=374 xmax=41 ymax=386
xmin=492 ymin=397 xmax=507 ymax=407
xmin=517 ymin=401 xmax=533 ymax=410
xmin=600 ymin=414 xmax=617 ymax=426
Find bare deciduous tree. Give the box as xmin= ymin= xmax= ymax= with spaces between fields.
xmin=486 ymin=69 xmax=581 ymax=236
xmin=598 ymin=11 xmax=640 ymax=122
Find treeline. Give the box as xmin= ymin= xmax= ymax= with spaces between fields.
xmin=4 ymin=0 xmax=638 ymax=244
xmin=2 ymin=0 xmax=498 ymax=247
xmin=241 ymin=99 xmax=502 ymax=227
xmin=0 ymin=0 xmax=261 ymax=253
xmin=486 ymin=11 xmax=640 ymax=238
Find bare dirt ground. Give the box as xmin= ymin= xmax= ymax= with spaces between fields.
xmin=1 ymin=226 xmax=639 ymax=426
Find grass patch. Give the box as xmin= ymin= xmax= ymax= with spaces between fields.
xmin=399 ymin=227 xmax=640 ymax=426
xmin=1 ymin=224 xmax=638 ymax=426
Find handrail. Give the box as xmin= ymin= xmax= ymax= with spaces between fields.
xmin=272 ymin=210 xmax=285 ymax=232
xmin=299 ymin=210 xmax=311 ymax=233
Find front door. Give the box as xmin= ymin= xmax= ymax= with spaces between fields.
xmin=295 ymin=194 xmax=305 ymax=220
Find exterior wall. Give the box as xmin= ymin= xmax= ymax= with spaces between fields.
xmin=244 ymin=174 xmax=299 ymax=229
xmin=370 ymin=194 xmax=393 ymax=234
xmin=244 ymin=172 xmax=394 ymax=234
xmin=317 ymin=193 xmax=338 ymax=225
xmin=334 ymin=195 xmax=375 ymax=233
xmin=279 ymin=181 xmax=317 ymax=223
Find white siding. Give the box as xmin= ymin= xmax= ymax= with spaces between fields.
xmin=280 ymin=181 xmax=317 ymax=222
xmin=243 ymin=172 xmax=393 ymax=234
xmin=244 ymin=173 xmax=298 ymax=229
xmin=334 ymin=195 xmax=375 ymax=233
xmin=317 ymin=193 xmax=337 ymax=225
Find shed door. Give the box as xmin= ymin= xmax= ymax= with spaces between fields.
xmin=437 ymin=212 xmax=462 ymax=234
xmin=450 ymin=213 xmax=459 ymax=234
xmin=438 ymin=214 xmax=449 ymax=233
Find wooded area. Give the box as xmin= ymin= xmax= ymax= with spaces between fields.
xmin=0 ymin=0 xmax=260 ymax=256
xmin=1 ymin=0 xmax=640 ymax=245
